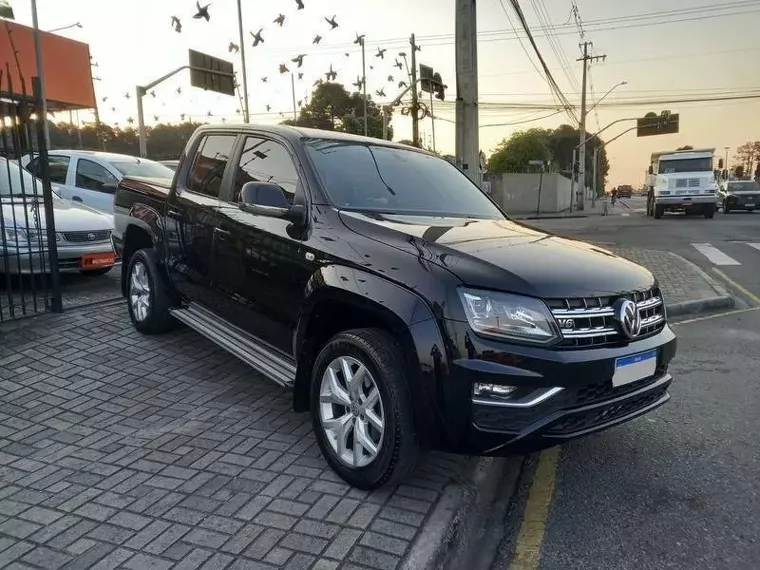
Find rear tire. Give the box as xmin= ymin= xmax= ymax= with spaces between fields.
xmin=704 ymin=205 xmax=715 ymax=219
xmin=126 ymin=248 xmax=175 ymax=334
xmin=654 ymin=204 xmax=664 ymax=219
xmin=310 ymin=328 xmax=419 ymax=489
xmin=724 ymin=201 xmax=731 ymax=214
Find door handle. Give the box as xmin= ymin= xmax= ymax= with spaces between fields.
xmin=167 ymin=208 xmax=182 ymax=219
xmin=72 ymin=196 xmax=82 ymax=202
xmin=214 ymin=227 xmax=231 ymax=238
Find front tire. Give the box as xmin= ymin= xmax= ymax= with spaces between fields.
xmin=704 ymin=205 xmax=715 ymax=219
xmin=310 ymin=329 xmax=418 ymax=489
xmin=724 ymin=201 xmax=731 ymax=214
xmin=126 ymin=248 xmax=175 ymax=334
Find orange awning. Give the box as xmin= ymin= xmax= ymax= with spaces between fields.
xmin=0 ymin=20 xmax=95 ymax=111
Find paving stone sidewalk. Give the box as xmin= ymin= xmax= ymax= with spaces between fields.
xmin=607 ymin=246 xmax=733 ymax=313
xmin=0 ymin=304 xmax=470 ymax=570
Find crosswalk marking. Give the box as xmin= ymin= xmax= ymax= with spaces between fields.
xmin=745 ymin=243 xmax=760 ymax=253
xmin=691 ymin=243 xmax=742 ymax=265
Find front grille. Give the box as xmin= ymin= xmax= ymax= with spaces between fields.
xmin=545 ymin=384 xmax=668 ymax=435
xmin=687 ymin=178 xmax=701 ymax=188
xmin=675 ymin=179 xmax=687 ymax=188
xmin=62 ymin=230 xmax=111 ymax=243
xmin=547 ymin=288 xmax=665 ymax=348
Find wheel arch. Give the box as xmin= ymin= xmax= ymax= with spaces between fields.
xmin=293 ymin=265 xmax=443 ymax=446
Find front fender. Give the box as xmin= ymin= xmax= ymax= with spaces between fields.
xmin=293 ymin=265 xmax=451 ymax=447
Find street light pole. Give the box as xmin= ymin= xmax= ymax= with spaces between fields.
xmin=724 ymin=146 xmax=729 ymax=178
xmin=236 ymin=0 xmax=250 ymax=123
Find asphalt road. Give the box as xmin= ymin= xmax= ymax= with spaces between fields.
xmin=526 ymin=198 xmax=760 ymax=303
xmin=489 ymin=307 xmax=760 ymax=569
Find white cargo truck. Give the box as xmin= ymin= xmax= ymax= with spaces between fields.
xmin=646 ymin=148 xmax=718 ymax=219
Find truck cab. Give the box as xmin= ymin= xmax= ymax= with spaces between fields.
xmin=646 ymin=148 xmax=718 ymax=219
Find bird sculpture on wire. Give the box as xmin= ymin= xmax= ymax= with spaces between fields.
xmin=394 ymin=58 xmax=403 ymax=70
xmin=375 ymin=88 xmax=385 ymax=97
xmin=261 ymin=76 xmax=268 ymax=83
xmin=298 ymin=72 xmax=304 ymax=80
xmin=387 ymin=75 xmax=394 ymax=82
xmin=273 ymin=14 xmax=285 ymax=26
xmin=398 ymin=80 xmax=408 ymax=88
xmin=266 ymin=104 xmax=271 ymax=112
xmin=193 ymin=2 xmax=210 ymax=21
xmin=228 ymin=41 xmax=239 ymax=53
xmin=312 ymin=34 xmax=322 ymax=44
xmin=250 ymin=29 xmax=264 ymax=46
xmin=279 ymin=63 xmax=289 ymax=74
xmin=325 ymin=64 xmax=337 ymax=81
xmin=127 ymin=117 xmax=134 ymax=124
xmin=353 ymin=33 xmax=365 ymax=45
xmin=344 ymin=52 xmax=350 ymax=57
xmin=181 ymin=113 xmax=186 ymax=120
xmin=295 ymin=0 xmax=304 ymax=9
xmin=324 ymin=15 xmax=338 ymax=29
xmin=291 ymin=54 xmax=306 ymax=68
xmin=176 ymin=87 xmax=182 ymax=95
xmin=153 ymin=114 xmax=159 ymax=121
xmin=150 ymin=90 xmax=156 ymax=98
xmin=375 ymin=47 xmax=386 ymax=59
xmin=124 ymin=92 xmax=131 ymax=99
xmin=353 ymin=76 xmax=363 ymax=89
xmin=171 ymin=16 xmax=182 ymax=33
xmin=102 ymin=96 xmax=108 ymax=102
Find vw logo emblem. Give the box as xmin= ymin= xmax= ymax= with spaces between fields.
xmin=614 ymin=298 xmax=641 ymax=339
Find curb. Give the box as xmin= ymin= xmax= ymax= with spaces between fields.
xmin=663 ymin=251 xmax=735 ymax=317
xmin=401 ymin=456 xmax=519 ymax=570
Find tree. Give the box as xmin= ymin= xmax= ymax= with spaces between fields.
xmin=284 ymin=82 xmax=392 ymax=140
xmin=735 ymin=141 xmax=760 ymax=176
xmin=486 ymin=128 xmax=551 ymax=173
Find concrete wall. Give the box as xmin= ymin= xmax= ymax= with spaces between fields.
xmin=483 ymin=173 xmax=578 ymax=215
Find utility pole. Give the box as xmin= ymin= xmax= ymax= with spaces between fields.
xmin=410 ymin=34 xmax=420 ymax=147
xmin=577 ymin=41 xmax=605 ymax=210
xmin=236 ymin=0 xmax=250 ymax=123
xmin=382 ymin=106 xmax=389 ymax=140
xmin=592 ymin=145 xmax=598 ymax=207
xmin=360 ymin=37 xmax=368 ymax=136
xmin=455 ymin=0 xmax=480 ymax=185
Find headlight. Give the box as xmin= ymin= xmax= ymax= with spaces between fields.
xmin=1 ymin=228 xmax=54 ymax=244
xmin=458 ymin=288 xmax=559 ymax=344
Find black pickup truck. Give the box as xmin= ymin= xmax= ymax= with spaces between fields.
xmin=113 ymin=125 xmax=677 ymax=489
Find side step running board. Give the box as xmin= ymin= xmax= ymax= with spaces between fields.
xmin=171 ymin=304 xmax=296 ymax=388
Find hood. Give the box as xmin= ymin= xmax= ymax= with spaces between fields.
xmin=727 ymin=190 xmax=760 ymax=197
xmin=339 ymin=211 xmax=655 ymax=299
xmin=1 ymin=197 xmax=114 ymax=232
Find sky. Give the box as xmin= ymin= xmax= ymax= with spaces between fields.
xmin=6 ymin=0 xmax=760 ymax=188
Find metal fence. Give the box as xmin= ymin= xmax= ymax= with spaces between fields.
xmin=1 ymin=73 xmax=62 ymax=321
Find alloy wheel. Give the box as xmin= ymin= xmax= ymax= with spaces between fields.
xmin=319 ymin=355 xmax=385 ymax=468
xmin=129 ymin=261 xmax=151 ymax=322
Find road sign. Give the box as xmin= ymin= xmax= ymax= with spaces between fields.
xmin=419 ymin=64 xmax=435 ymax=93
xmin=188 ymin=49 xmax=235 ymax=96
xmin=637 ymin=111 xmax=679 ymax=137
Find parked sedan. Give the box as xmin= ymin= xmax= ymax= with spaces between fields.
xmin=718 ymin=179 xmax=760 ymax=213
xmin=1 ymin=158 xmax=116 ymax=275
xmin=21 ymin=150 xmax=174 ymax=214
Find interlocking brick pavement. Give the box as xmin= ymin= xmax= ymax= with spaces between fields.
xmin=0 ymin=304 xmax=469 ymax=570
xmin=607 ymin=247 xmax=726 ymax=306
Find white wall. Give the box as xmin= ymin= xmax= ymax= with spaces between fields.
xmin=484 ymin=173 xmax=576 ymax=215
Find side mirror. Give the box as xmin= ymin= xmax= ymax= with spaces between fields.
xmin=238 ymin=181 xmax=304 ymax=222
xmin=648 ymin=166 xmax=653 ymax=175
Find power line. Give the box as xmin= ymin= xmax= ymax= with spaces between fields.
xmin=529 ymin=0 xmax=580 ymax=92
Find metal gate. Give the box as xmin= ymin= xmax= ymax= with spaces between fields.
xmin=1 ymin=71 xmax=62 ymax=321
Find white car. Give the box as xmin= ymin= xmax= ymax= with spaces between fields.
xmin=21 ymin=150 xmax=174 ymax=214
xmin=1 ymin=158 xmax=116 ymax=275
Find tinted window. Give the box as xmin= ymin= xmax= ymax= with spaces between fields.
xmin=304 ymin=139 xmax=503 ymax=218
xmin=1 ymin=158 xmax=42 ymax=196
xmin=27 ymin=155 xmax=70 ymax=184
xmin=76 ymin=159 xmax=119 ymax=193
xmin=233 ymin=137 xmax=299 ymax=204
xmin=186 ymin=135 xmax=236 ymax=198
xmin=658 ymin=158 xmax=712 ymax=173
xmin=109 ymin=160 xmax=175 ymax=178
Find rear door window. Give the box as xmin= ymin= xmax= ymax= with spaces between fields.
xmin=185 ymin=135 xmax=237 ymax=198
xmin=75 ymin=159 xmax=119 ymax=193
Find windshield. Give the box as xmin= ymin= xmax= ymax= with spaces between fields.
xmin=727 ymin=181 xmax=760 ymax=193
xmin=304 ymin=139 xmax=503 ymax=219
xmin=658 ymin=157 xmax=712 ymax=174
xmin=110 ymin=159 xmax=175 ymax=178
xmin=0 ymin=158 xmax=45 ymax=197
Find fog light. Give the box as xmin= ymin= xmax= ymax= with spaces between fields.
xmin=473 ymin=383 xmax=518 ymax=400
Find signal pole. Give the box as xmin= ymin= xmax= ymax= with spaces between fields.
xmin=577 ymin=41 xmax=606 ymax=209
xmin=360 ymin=37 xmax=368 ymax=136
xmin=410 ymin=34 xmax=420 ymax=147
xmin=455 ymin=0 xmax=480 ymax=185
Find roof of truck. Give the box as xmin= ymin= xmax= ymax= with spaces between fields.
xmin=650 ymin=148 xmax=715 ymax=160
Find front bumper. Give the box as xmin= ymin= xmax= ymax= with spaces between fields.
xmin=0 ymin=241 xmax=116 ymax=274
xmin=725 ymin=197 xmax=759 ymax=210
xmin=655 ymin=195 xmax=716 ymax=206
xmin=432 ymin=320 xmax=677 ymax=454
